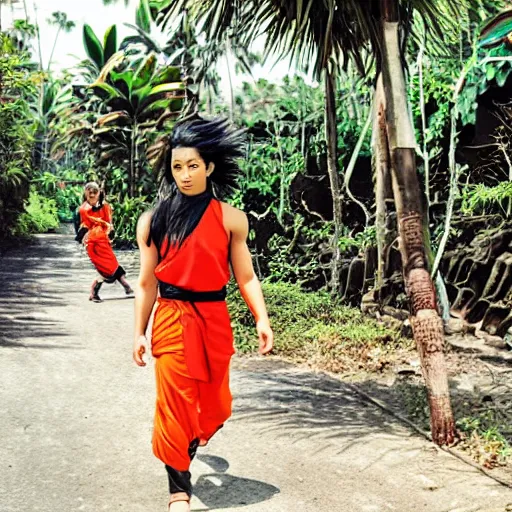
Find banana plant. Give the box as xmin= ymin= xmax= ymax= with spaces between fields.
xmin=88 ymin=52 xmax=185 ymax=197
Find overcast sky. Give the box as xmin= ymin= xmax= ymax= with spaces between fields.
xmin=1 ymin=0 xmax=298 ymax=95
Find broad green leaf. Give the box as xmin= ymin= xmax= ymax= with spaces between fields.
xmin=42 ymin=91 xmax=56 ymax=116
xmin=136 ymin=0 xmax=152 ymax=33
xmin=147 ymin=82 xmax=185 ymax=96
xmin=479 ymin=9 xmax=512 ymax=49
xmin=151 ymin=65 xmax=182 ymax=87
xmin=83 ymin=24 xmax=104 ymax=69
xmin=103 ymin=25 xmax=118 ymax=62
xmin=94 ymin=51 xmax=126 ymax=84
xmin=138 ymin=82 xmax=185 ymax=114
xmin=110 ymin=69 xmax=135 ymax=96
xmin=478 ymin=81 xmax=489 ymax=95
xmin=91 ymin=82 xmax=126 ymax=101
xmin=137 ymin=98 xmax=170 ymax=121
xmin=132 ymin=83 xmax=154 ymax=113
xmin=497 ymin=68 xmax=511 ymax=87
xmin=486 ymin=65 xmax=496 ymax=80
xmin=132 ymin=54 xmax=157 ymax=90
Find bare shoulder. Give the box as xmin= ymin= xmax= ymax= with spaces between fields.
xmin=136 ymin=210 xmax=153 ymax=241
xmin=220 ymin=201 xmax=245 ymax=220
xmin=220 ymin=202 xmax=248 ymax=238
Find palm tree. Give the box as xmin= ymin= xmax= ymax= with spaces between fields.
xmin=157 ymin=0 xmax=489 ymax=445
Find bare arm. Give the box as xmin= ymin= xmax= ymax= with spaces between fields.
xmin=228 ymin=206 xmax=273 ymax=354
xmin=133 ymin=211 xmax=159 ymax=366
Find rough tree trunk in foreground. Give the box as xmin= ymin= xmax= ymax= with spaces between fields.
xmin=372 ymin=75 xmax=394 ymax=294
xmin=379 ymin=0 xmax=455 ymax=445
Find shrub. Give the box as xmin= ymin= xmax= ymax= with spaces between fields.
xmin=111 ymin=196 xmax=152 ymax=247
xmin=15 ymin=189 xmax=60 ymax=235
xmin=228 ymin=282 xmax=404 ymax=367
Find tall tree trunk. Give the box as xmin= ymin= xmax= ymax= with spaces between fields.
xmin=373 ymin=75 xmax=394 ymax=294
xmin=417 ymin=29 xmax=430 ymax=208
xmin=276 ymin=130 xmax=286 ymax=225
xmin=225 ymin=38 xmax=235 ymax=121
xmin=344 ymin=110 xmax=372 ymax=226
xmin=23 ymin=0 xmax=30 ymax=21
xmin=47 ymin=26 xmax=62 ymax=71
xmin=380 ymin=0 xmax=455 ymax=445
xmin=324 ymin=68 xmax=342 ymax=294
xmin=33 ymin=3 xmax=44 ymax=72
xmin=129 ymin=123 xmax=136 ymax=198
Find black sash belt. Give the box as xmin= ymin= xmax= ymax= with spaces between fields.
xmin=159 ymin=281 xmax=227 ymax=302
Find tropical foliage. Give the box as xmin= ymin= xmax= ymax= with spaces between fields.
xmin=0 ymin=0 xmax=511 ymax=466
xmin=0 ymin=33 xmax=37 ymax=240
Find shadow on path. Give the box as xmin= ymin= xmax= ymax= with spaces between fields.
xmin=194 ymin=454 xmax=280 ymax=510
xmin=231 ymin=366 xmax=416 ymax=451
xmin=0 ymin=234 xmax=81 ymax=347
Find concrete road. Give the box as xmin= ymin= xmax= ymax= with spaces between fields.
xmin=1 ymin=234 xmax=511 ymax=512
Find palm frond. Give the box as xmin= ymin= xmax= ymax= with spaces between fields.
xmin=479 ymin=8 xmax=512 ymax=48
xmin=155 ymin=0 xmax=485 ymax=80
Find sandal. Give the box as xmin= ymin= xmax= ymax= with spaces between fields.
xmin=168 ymin=492 xmax=190 ymax=511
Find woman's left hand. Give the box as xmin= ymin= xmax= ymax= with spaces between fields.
xmin=256 ymin=320 xmax=274 ymax=355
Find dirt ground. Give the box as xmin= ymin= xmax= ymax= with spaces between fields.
xmin=1 ymin=233 xmax=511 ymax=512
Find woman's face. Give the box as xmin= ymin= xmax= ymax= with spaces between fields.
xmin=171 ymin=147 xmax=214 ymax=196
xmin=85 ymin=187 xmax=100 ymax=206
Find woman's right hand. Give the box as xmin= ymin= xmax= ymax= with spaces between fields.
xmin=133 ymin=335 xmax=148 ymax=367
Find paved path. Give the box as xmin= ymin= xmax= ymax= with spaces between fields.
xmin=1 ymin=234 xmax=511 ymax=512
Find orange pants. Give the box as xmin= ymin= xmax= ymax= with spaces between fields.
xmin=151 ymin=299 xmax=234 ymax=471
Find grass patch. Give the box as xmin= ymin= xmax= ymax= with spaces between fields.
xmin=228 ymin=282 xmax=409 ymax=372
xmin=395 ymin=381 xmax=511 ymax=468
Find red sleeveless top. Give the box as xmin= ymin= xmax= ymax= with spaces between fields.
xmin=79 ymin=202 xmax=112 ymax=242
xmin=151 ymin=199 xmax=234 ymax=383
xmin=154 ymin=199 xmax=230 ymax=290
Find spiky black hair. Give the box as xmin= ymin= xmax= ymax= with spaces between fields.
xmin=163 ymin=116 xmax=246 ymax=199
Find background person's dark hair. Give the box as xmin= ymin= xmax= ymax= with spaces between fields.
xmin=149 ymin=117 xmax=246 ymax=256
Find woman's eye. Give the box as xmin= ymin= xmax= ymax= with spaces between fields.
xmin=191 ymin=165 xmax=198 ymax=169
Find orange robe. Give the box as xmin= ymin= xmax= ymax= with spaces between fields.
xmin=79 ymin=202 xmax=123 ymax=282
xmin=151 ymin=199 xmax=234 ymax=471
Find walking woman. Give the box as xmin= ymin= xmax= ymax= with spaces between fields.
xmin=133 ymin=118 xmax=274 ymax=511
xmin=78 ymin=182 xmax=133 ymax=301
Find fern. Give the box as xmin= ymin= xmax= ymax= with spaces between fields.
xmin=461 ymin=182 xmax=512 ymax=215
